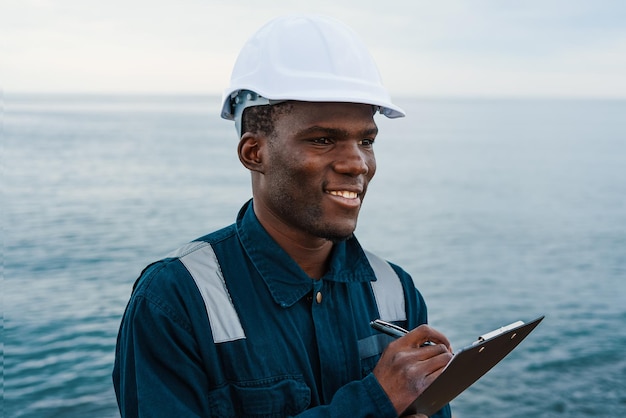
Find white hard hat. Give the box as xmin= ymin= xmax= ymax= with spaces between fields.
xmin=221 ymin=14 xmax=405 ymax=136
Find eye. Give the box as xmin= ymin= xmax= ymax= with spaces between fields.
xmin=311 ymin=137 xmax=333 ymax=145
xmin=360 ymin=138 xmax=375 ymax=147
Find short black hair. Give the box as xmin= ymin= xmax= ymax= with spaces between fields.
xmin=241 ymin=102 xmax=293 ymax=137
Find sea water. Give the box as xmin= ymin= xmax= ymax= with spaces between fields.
xmin=4 ymin=94 xmax=626 ymax=417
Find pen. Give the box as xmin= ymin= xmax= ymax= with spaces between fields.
xmin=370 ymin=319 xmax=409 ymax=338
xmin=370 ymin=319 xmax=436 ymax=346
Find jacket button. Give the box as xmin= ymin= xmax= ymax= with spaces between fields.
xmin=316 ymin=292 xmax=323 ymax=304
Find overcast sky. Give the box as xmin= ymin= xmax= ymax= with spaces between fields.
xmin=2 ymin=0 xmax=626 ymax=98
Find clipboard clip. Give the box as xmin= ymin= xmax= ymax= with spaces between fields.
xmin=474 ymin=320 xmax=525 ymax=345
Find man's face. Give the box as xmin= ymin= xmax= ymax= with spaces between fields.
xmin=256 ymin=101 xmax=378 ymax=242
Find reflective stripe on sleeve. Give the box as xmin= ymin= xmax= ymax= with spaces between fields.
xmin=358 ymin=333 xmax=395 ymax=360
xmin=364 ymin=250 xmax=407 ymax=322
xmin=177 ymin=242 xmax=246 ymax=343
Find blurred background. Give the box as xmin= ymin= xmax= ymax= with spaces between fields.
xmin=3 ymin=1 xmax=625 ymax=417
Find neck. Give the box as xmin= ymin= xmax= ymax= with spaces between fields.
xmin=253 ymin=203 xmax=333 ymax=280
xmin=283 ymin=238 xmax=333 ymax=280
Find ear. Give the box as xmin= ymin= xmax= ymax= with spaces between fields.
xmin=238 ymin=132 xmax=266 ymax=173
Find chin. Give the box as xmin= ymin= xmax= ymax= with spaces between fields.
xmin=326 ymin=234 xmax=354 ymax=244
xmin=317 ymin=223 xmax=357 ymax=242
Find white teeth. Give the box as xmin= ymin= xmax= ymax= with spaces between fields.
xmin=329 ymin=191 xmax=358 ymax=199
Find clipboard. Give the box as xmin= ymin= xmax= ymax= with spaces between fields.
xmin=403 ymin=315 xmax=545 ymax=416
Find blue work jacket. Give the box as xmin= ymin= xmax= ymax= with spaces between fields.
xmin=113 ymin=201 xmax=452 ymax=418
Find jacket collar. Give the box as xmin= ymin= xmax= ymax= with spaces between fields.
xmin=235 ymin=200 xmax=376 ymax=308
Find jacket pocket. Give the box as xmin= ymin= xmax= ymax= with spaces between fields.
xmin=208 ymin=375 xmax=311 ymax=418
xmin=358 ymin=333 xmax=392 ymax=377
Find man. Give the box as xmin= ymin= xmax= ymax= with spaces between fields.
xmin=113 ymin=14 xmax=453 ymax=417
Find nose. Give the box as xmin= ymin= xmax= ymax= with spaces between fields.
xmin=333 ymin=141 xmax=373 ymax=177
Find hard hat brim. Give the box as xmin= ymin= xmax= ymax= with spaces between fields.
xmin=220 ymin=88 xmax=405 ymax=121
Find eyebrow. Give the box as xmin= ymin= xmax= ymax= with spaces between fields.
xmin=297 ymin=125 xmax=379 ymax=138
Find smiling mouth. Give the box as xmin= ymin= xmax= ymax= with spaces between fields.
xmin=327 ymin=190 xmax=359 ymax=199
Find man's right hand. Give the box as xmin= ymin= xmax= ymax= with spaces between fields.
xmin=373 ymin=324 xmax=453 ymax=416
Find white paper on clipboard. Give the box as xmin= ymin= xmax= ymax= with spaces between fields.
xmin=403 ymin=315 xmax=545 ymax=416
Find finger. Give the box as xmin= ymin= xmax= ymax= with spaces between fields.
xmin=414 ymin=343 xmax=454 ymax=361
xmin=417 ymin=351 xmax=455 ymax=379
xmin=404 ymin=324 xmax=452 ymax=351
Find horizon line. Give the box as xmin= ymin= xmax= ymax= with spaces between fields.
xmin=4 ymin=90 xmax=626 ymax=102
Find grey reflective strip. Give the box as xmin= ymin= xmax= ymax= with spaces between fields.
xmin=166 ymin=241 xmax=211 ymax=259
xmin=177 ymin=243 xmax=246 ymax=343
xmin=358 ymin=333 xmax=394 ymax=360
xmin=364 ymin=250 xmax=407 ymax=322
